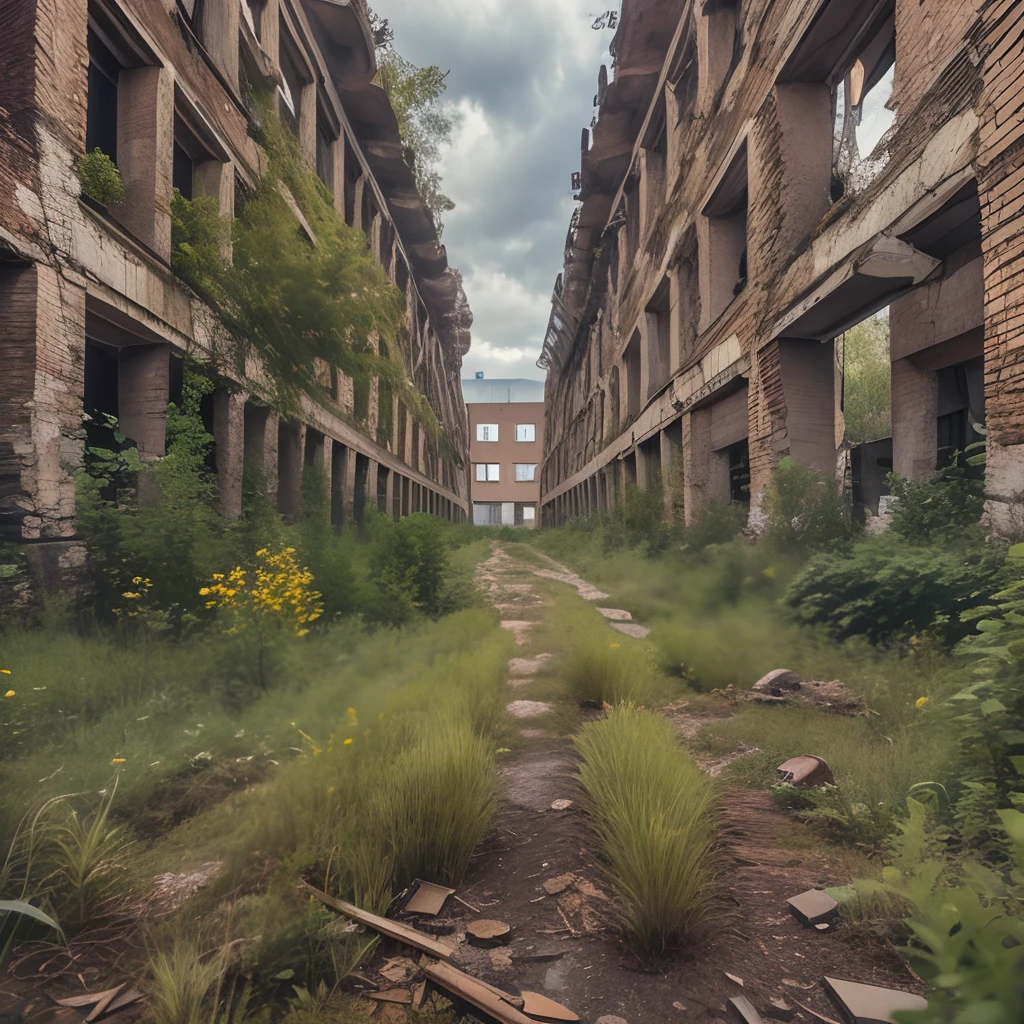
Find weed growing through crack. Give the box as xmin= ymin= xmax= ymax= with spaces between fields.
xmin=575 ymin=705 xmax=719 ymax=953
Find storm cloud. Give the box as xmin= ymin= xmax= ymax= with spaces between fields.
xmin=369 ymin=0 xmax=611 ymax=381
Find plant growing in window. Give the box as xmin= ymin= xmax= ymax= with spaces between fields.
xmin=77 ymin=148 xmax=125 ymax=206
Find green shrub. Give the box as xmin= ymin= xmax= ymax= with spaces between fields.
xmin=600 ymin=485 xmax=675 ymax=556
xmin=887 ymin=464 xmax=985 ymax=544
xmin=762 ymin=457 xmax=854 ymax=552
xmin=561 ymin=623 xmax=666 ymax=706
xmin=77 ymin=148 xmax=125 ymax=206
xmin=171 ymin=190 xmax=227 ymax=285
xmin=785 ymin=537 xmax=1009 ymax=648
xmin=682 ymin=497 xmax=747 ymax=552
xmin=575 ymin=706 xmax=718 ymax=953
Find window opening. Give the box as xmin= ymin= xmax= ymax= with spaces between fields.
xmin=515 ymin=423 xmax=536 ymax=442
xmin=936 ymin=357 xmax=985 ymax=474
xmin=477 ymin=423 xmax=498 ymax=442
xmin=726 ymin=439 xmax=750 ymax=503
xmin=87 ymin=27 xmax=120 ymax=163
xmin=702 ymin=144 xmax=749 ymax=322
xmin=475 ymin=464 xmax=500 ymax=482
xmin=515 ymin=464 xmax=537 ymax=482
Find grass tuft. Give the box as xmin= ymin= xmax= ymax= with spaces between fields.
xmin=574 ymin=705 xmax=719 ymax=953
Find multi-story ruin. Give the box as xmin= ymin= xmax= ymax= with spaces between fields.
xmin=0 ymin=0 xmax=471 ymax=592
xmin=539 ymin=0 xmax=1023 ymax=528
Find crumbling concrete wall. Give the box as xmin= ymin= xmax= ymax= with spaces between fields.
xmin=540 ymin=0 xmax=1024 ymax=529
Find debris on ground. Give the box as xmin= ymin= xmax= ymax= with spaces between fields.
xmin=403 ymin=880 xmax=455 ymax=917
xmin=521 ymin=991 xmax=580 ymax=1022
xmin=776 ymin=756 xmax=835 ymax=788
xmin=713 ymin=674 xmax=868 ymax=716
xmin=596 ymin=608 xmax=633 ymax=621
xmin=367 ymin=989 xmax=414 ymax=1005
xmin=420 ymin=960 xmax=535 ymax=1024
xmin=550 ymin=799 xmax=573 ymax=811
xmin=507 ymin=700 xmax=554 ymax=719
xmin=765 ymin=996 xmax=795 ymax=1020
xmin=541 ymin=873 xmax=576 ymax=896
xmin=822 ymin=977 xmax=927 ymax=1023
xmin=466 ymin=919 xmax=512 ymax=947
xmin=54 ymin=986 xmax=142 ymax=1021
xmin=787 ymin=889 xmax=839 ymax=927
xmin=728 ymin=995 xmax=766 ymax=1024
xmin=608 ymin=622 xmax=651 ymax=639
xmin=301 ymin=882 xmax=453 ymax=959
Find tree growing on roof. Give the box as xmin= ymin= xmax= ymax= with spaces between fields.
xmin=370 ymin=11 xmax=460 ymax=237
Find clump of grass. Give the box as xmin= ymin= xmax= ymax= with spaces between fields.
xmin=147 ymin=937 xmax=231 ymax=1024
xmin=369 ymin=721 xmax=497 ymax=885
xmin=574 ymin=705 xmax=719 ymax=953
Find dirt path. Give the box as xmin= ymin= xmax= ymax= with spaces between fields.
xmin=447 ymin=545 xmax=922 ymax=1024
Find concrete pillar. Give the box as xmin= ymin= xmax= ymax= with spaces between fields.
xmin=385 ymin=467 xmax=395 ymax=518
xmin=277 ymin=420 xmax=304 ymax=521
xmin=891 ymin=358 xmax=938 ymax=480
xmin=341 ymin=444 xmax=358 ymax=523
xmin=118 ymin=345 xmax=169 ymax=459
xmin=660 ymin=422 xmax=680 ymax=517
xmin=263 ymin=411 xmax=279 ymax=507
xmin=117 ymin=65 xmax=174 ymax=260
xmin=365 ymin=459 xmax=378 ymax=514
xmin=682 ymin=410 xmax=711 ymax=524
xmin=213 ymin=391 xmax=244 ymax=518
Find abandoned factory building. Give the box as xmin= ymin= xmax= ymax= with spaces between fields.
xmin=0 ymin=0 xmax=472 ymax=592
xmin=539 ymin=0 xmax=1024 ymax=528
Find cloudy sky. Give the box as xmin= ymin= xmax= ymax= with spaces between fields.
xmin=370 ymin=0 xmax=613 ymax=383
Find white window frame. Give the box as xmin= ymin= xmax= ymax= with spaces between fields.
xmin=515 ymin=463 xmax=537 ymax=482
xmin=475 ymin=463 xmax=500 ymax=482
xmin=477 ymin=423 xmax=499 ymax=442
xmin=515 ymin=423 xmax=536 ymax=442
xmin=522 ymin=506 xmax=536 ymax=520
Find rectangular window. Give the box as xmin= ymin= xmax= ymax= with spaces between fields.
xmin=87 ymin=28 xmax=120 ymax=164
xmin=515 ymin=424 xmax=536 ymax=442
xmin=475 ymin=463 xmax=500 ymax=482
xmin=522 ymin=506 xmax=536 ymax=521
xmin=515 ymin=464 xmax=537 ymax=482
xmin=476 ymin=423 xmax=499 ymax=442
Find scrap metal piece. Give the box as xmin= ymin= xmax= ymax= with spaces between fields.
xmin=777 ymin=756 xmax=834 ymax=788
xmin=822 ymin=977 xmax=927 ymax=1024
xmin=300 ymin=881 xmax=453 ymax=960
xmin=405 ymin=880 xmax=455 ymax=917
xmin=729 ymin=995 xmax=766 ymax=1024
xmin=521 ymin=991 xmax=580 ymax=1023
xmin=787 ymin=889 xmax=839 ymax=926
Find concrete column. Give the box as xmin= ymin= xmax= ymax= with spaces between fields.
xmin=262 ymin=411 xmax=280 ymax=507
xmin=682 ymin=410 xmax=712 ymax=524
xmin=891 ymin=357 xmax=938 ymax=480
xmin=117 ymin=65 xmax=174 ymax=260
xmin=385 ymin=468 xmax=395 ymax=518
xmin=118 ymin=345 xmax=169 ymax=459
xmin=277 ymin=420 xmax=304 ymax=521
xmin=365 ymin=459 xmax=378 ymax=514
xmin=330 ymin=441 xmax=345 ymax=531
xmin=213 ymin=391 xmax=244 ymax=518
xmin=341 ymin=444 xmax=358 ymax=522
xmin=660 ymin=423 xmax=680 ymax=517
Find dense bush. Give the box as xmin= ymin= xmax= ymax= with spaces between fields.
xmin=77 ymin=148 xmax=124 ymax=206
xmin=762 ymin=457 xmax=855 ymax=552
xmin=682 ymin=497 xmax=747 ymax=552
xmin=599 ymin=485 xmax=676 ymax=556
xmin=887 ymin=463 xmax=985 ymax=544
xmin=785 ymin=537 xmax=1008 ymax=648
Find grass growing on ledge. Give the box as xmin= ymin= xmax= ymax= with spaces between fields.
xmin=575 ymin=705 xmax=719 ymax=954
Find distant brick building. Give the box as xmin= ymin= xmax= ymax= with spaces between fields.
xmin=464 ymin=377 xmax=544 ymax=527
xmin=540 ymin=0 xmax=1024 ymax=529
xmin=0 ymin=0 xmax=472 ymax=593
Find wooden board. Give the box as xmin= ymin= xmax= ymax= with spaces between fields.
xmin=405 ymin=880 xmax=455 ymax=917
xmin=421 ymin=960 xmax=535 ymax=1024
xmin=299 ymin=881 xmax=453 ymax=960
xmin=521 ymin=991 xmax=580 ymax=1023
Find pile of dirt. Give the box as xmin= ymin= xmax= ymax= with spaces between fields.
xmin=712 ymin=668 xmax=869 ymax=716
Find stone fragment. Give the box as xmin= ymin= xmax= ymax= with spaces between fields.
xmin=822 ymin=977 xmax=927 ymax=1024
xmin=787 ymin=889 xmax=839 ymax=926
xmin=507 ymin=700 xmax=554 ymax=718
xmin=753 ymin=669 xmax=804 ymax=694
xmin=609 ymin=621 xmax=651 ymax=639
xmin=777 ymin=755 xmax=834 ymax=788
xmin=596 ymin=608 xmax=633 ymax=621
xmin=542 ymin=873 xmax=576 ymax=895
xmin=550 ymin=799 xmax=573 ymax=811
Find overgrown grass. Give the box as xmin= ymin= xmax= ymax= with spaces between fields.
xmin=575 ymin=705 xmax=719 ymax=954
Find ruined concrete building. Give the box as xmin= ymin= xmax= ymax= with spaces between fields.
xmin=540 ymin=0 xmax=1024 ymax=528
xmin=0 ymin=0 xmax=472 ymax=591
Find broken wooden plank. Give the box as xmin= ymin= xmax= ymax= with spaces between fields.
xmin=405 ymin=880 xmax=455 ymax=917
xmin=299 ymin=881 xmax=453 ymax=960
xmin=420 ymin=960 xmax=534 ymax=1024
xmin=521 ymin=991 xmax=579 ymax=1023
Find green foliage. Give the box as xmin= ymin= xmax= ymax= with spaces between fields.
xmin=171 ymin=190 xmax=228 ymax=283
xmin=762 ymin=457 xmax=855 ymax=552
xmin=856 ymin=800 xmax=1024 ymax=1023
xmin=374 ymin=43 xmax=459 ymax=235
xmin=598 ymin=485 xmax=675 ymax=556
xmin=682 ymin=497 xmax=748 ymax=552
xmin=368 ymin=512 xmax=451 ymax=618
xmin=147 ymin=936 xmax=234 ymax=1024
xmin=575 ymin=706 xmax=719 ymax=953
xmin=785 ymin=537 xmax=1009 ymax=648
xmin=842 ymin=313 xmax=891 ymax=444
xmin=77 ymin=148 xmax=125 ymax=206
xmin=887 ymin=464 xmax=985 ymax=544
xmin=0 ymin=900 xmax=61 ymax=973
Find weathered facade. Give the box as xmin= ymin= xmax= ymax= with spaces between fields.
xmin=0 ymin=0 xmax=472 ymax=592
xmin=539 ymin=0 xmax=1024 ymax=529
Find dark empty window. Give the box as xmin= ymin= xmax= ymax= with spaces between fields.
xmin=937 ymin=357 xmax=985 ymax=473
xmin=278 ymin=34 xmax=305 ymax=134
xmin=727 ymin=439 xmax=750 ymax=503
xmin=172 ymin=142 xmax=194 ymax=199
xmin=87 ymin=28 xmax=120 ymax=162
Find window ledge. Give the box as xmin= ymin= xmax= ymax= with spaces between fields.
xmin=79 ymin=196 xmax=170 ymax=269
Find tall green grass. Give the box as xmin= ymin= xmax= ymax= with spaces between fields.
xmin=575 ymin=706 xmax=719 ymax=953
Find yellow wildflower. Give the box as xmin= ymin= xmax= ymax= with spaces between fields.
xmin=1 ymin=669 xmax=11 ymax=674
xmin=763 ymin=566 xmax=777 ymax=579
xmin=343 ymin=738 xmax=353 ymax=746
xmin=327 ymin=786 xmax=335 ymax=795
xmin=610 ymin=642 xmax=621 ymax=649
xmin=915 ymin=696 xmax=929 ymax=709
xmin=111 ymin=757 xmax=127 ymax=765
xmin=4 ymin=689 xmax=15 ymax=699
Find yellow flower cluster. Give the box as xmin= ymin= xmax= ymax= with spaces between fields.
xmin=200 ymin=547 xmax=323 ymax=636
xmin=915 ymin=696 xmax=929 ymax=709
